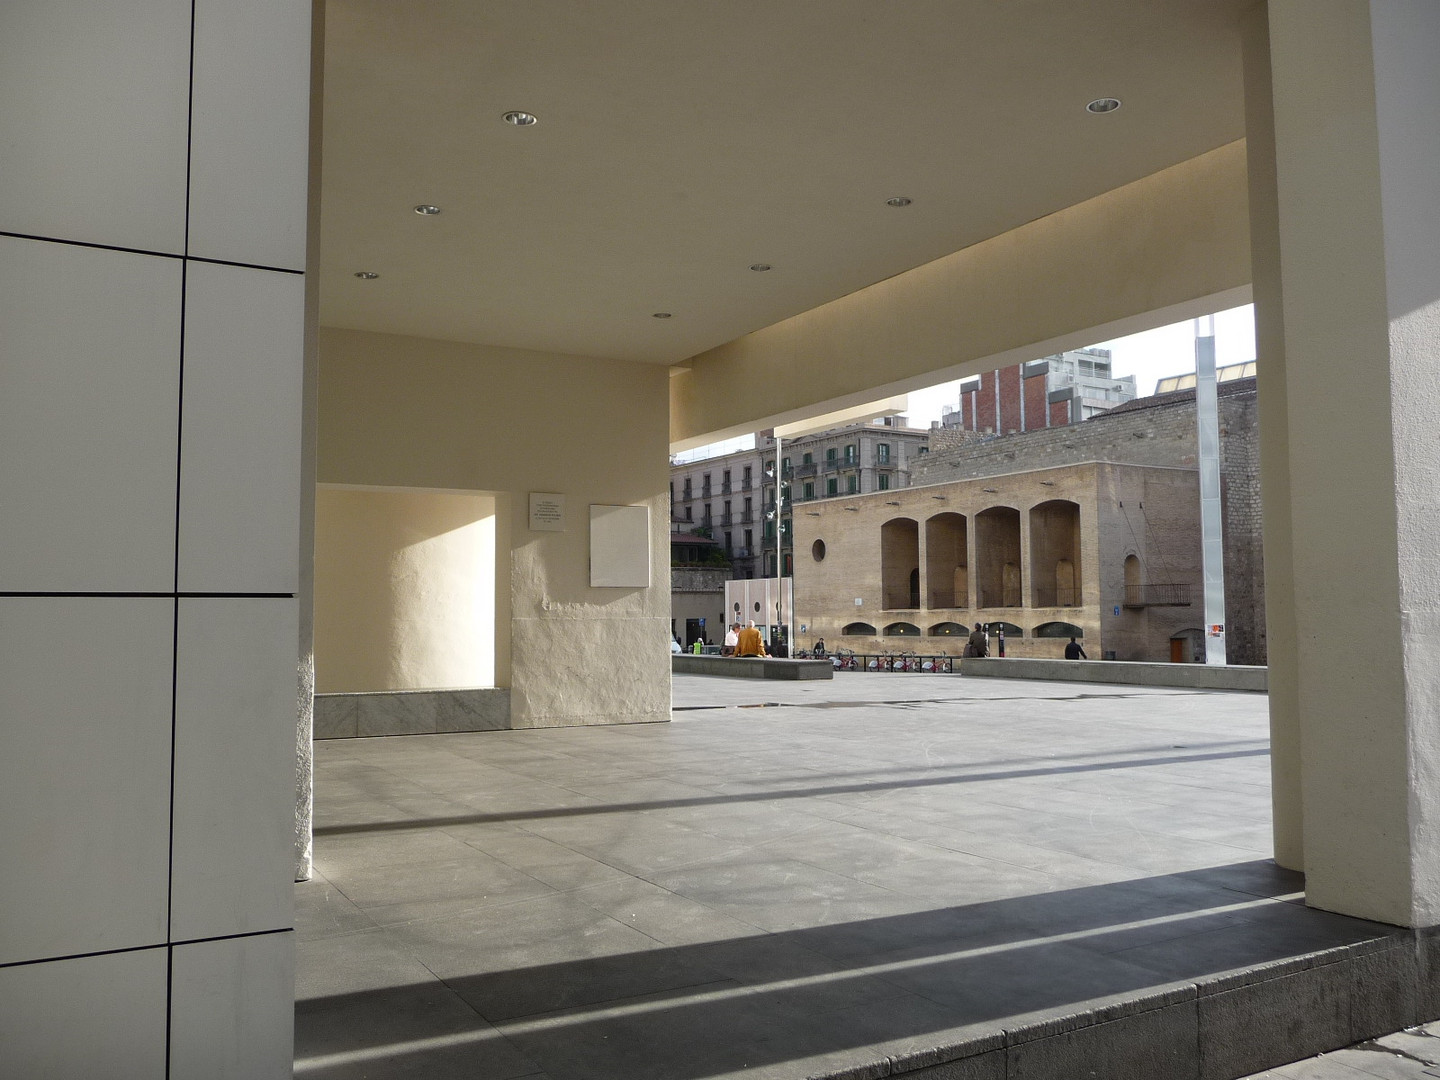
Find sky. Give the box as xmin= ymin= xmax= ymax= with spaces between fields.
xmin=673 ymin=303 xmax=1257 ymax=462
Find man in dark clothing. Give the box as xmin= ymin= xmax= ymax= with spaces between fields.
xmin=1064 ymin=637 xmax=1087 ymax=660
xmin=965 ymin=623 xmax=989 ymax=658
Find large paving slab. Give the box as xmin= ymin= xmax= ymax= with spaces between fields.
xmin=295 ymin=673 xmax=1423 ymax=1080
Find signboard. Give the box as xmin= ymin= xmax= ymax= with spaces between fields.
xmin=529 ymin=492 xmax=565 ymax=531
xmin=589 ymin=504 xmax=651 ymax=587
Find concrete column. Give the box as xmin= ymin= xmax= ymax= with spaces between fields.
xmin=1245 ymin=0 xmax=1440 ymax=925
xmin=0 ymin=0 xmax=311 ymax=1072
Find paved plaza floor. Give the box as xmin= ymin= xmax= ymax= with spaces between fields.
xmin=295 ymin=673 xmax=1408 ymax=1079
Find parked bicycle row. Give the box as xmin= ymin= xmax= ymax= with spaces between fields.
xmin=791 ymin=648 xmax=957 ymax=673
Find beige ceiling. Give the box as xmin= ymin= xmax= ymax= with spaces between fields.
xmin=318 ymin=0 xmax=1250 ymax=366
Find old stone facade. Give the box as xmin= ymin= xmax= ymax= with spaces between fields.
xmin=794 ymin=461 xmax=1205 ymax=661
xmin=669 ymin=418 xmax=931 ymax=580
xmin=793 ymin=379 xmax=1264 ymax=664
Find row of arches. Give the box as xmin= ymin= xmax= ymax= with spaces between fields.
xmin=876 ymin=501 xmax=1081 ymax=611
xmin=841 ymin=620 xmax=1086 ymax=639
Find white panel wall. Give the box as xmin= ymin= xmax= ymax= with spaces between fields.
xmin=0 ymin=1 xmax=310 ymax=1075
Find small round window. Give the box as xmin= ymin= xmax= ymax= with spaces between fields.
xmin=812 ymin=539 xmax=827 ymax=562
xmin=753 ymin=602 xmax=761 ymax=613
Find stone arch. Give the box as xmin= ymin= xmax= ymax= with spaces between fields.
xmin=976 ymin=506 xmax=1022 ymax=608
xmin=842 ymin=621 xmax=877 ymax=636
xmin=1124 ymin=553 xmax=1142 ymax=606
xmin=881 ymin=517 xmax=920 ymax=609
xmin=1030 ymin=499 xmax=1081 ymax=607
xmin=929 ymin=621 xmax=966 ymax=637
xmin=1034 ymin=621 xmax=1085 ymax=638
xmin=925 ymin=512 xmax=967 ymax=608
xmin=884 ymin=622 xmax=921 ymax=637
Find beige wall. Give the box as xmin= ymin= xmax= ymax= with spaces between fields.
xmin=313 ymin=488 xmax=495 ymax=693
xmin=671 ymin=142 xmax=1251 ymax=449
xmin=318 ymin=327 xmax=672 ymax=727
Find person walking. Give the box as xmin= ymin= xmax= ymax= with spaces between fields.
xmin=1064 ymin=636 xmax=1088 ymax=660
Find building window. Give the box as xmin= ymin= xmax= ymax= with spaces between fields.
xmin=722 ymin=469 xmax=731 ymax=486
xmin=802 ymin=452 xmax=813 ymax=465
xmin=703 ymin=503 xmax=711 ymax=525
xmin=782 ymin=456 xmax=791 ymax=474
xmin=724 ymin=531 xmax=733 ymax=552
xmin=803 ymin=481 xmax=815 ymax=500
xmin=743 ymin=465 xmax=752 ymax=485
xmin=918 ymin=446 xmax=929 ymax=454
xmin=827 ymin=478 xmax=838 ymax=496
xmin=878 ymin=473 xmax=890 ymax=491
xmin=744 ymin=496 xmax=752 ymax=520
xmin=826 ymin=447 xmax=837 ymax=463
xmin=847 ymin=474 xmax=858 ymax=493
xmin=877 ymin=442 xmax=890 ymax=464
xmin=723 ymin=499 xmax=731 ymax=523
xmin=685 ymin=506 xmax=692 ymax=520
xmin=844 ymin=443 xmax=857 ymax=464
xmin=744 ymin=528 xmax=753 ymax=550
xmin=683 ymin=478 xmax=692 ymax=498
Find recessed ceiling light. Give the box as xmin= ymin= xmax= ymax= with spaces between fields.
xmin=885 ymin=197 xmax=912 ymax=207
xmin=353 ymin=271 xmax=380 ymax=279
xmin=749 ymin=263 xmax=772 ymax=272
xmin=502 ymin=111 xmax=538 ymax=126
xmin=1086 ymin=97 xmax=1122 ymax=114
xmin=413 ymin=204 xmax=442 ymax=215
xmin=652 ymin=312 xmax=673 ymax=319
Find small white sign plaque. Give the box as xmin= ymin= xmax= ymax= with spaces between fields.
xmin=529 ymin=493 xmax=565 ymax=532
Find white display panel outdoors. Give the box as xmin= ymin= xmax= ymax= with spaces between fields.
xmin=589 ymin=504 xmax=650 ymax=588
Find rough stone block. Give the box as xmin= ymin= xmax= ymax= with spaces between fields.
xmin=1416 ymin=926 xmax=1440 ymax=1023
xmin=1007 ymin=1003 xmax=1199 ymax=1080
xmin=1199 ymin=962 xmax=1350 ymax=1080
xmin=1349 ymin=938 xmax=1418 ymax=1041
xmin=894 ymin=1048 xmax=1005 ymax=1079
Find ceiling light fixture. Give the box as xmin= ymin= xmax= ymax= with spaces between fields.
xmin=353 ymin=271 xmax=379 ymax=280
xmin=652 ymin=312 xmax=673 ymax=319
xmin=750 ymin=263 xmax=772 ymax=272
xmin=1086 ymin=97 xmax=1122 ymax=114
xmin=502 ymin=111 xmax=538 ymax=126
xmin=413 ymin=204 xmax=442 ymax=215
xmin=885 ymin=197 xmax=912 ymax=207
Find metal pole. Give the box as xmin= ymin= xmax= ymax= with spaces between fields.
xmin=1195 ymin=316 xmax=1228 ymax=664
xmin=775 ymin=434 xmax=789 ymax=657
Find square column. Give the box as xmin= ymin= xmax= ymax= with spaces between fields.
xmin=1245 ymin=0 xmax=1440 ymax=925
xmin=0 ymin=0 xmax=312 ymax=1073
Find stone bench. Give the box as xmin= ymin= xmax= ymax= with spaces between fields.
xmin=672 ymin=654 xmax=834 ymax=680
xmin=960 ymin=656 xmax=1266 ymax=692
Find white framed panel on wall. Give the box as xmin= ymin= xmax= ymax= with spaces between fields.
xmin=589 ymin=504 xmax=650 ymax=588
